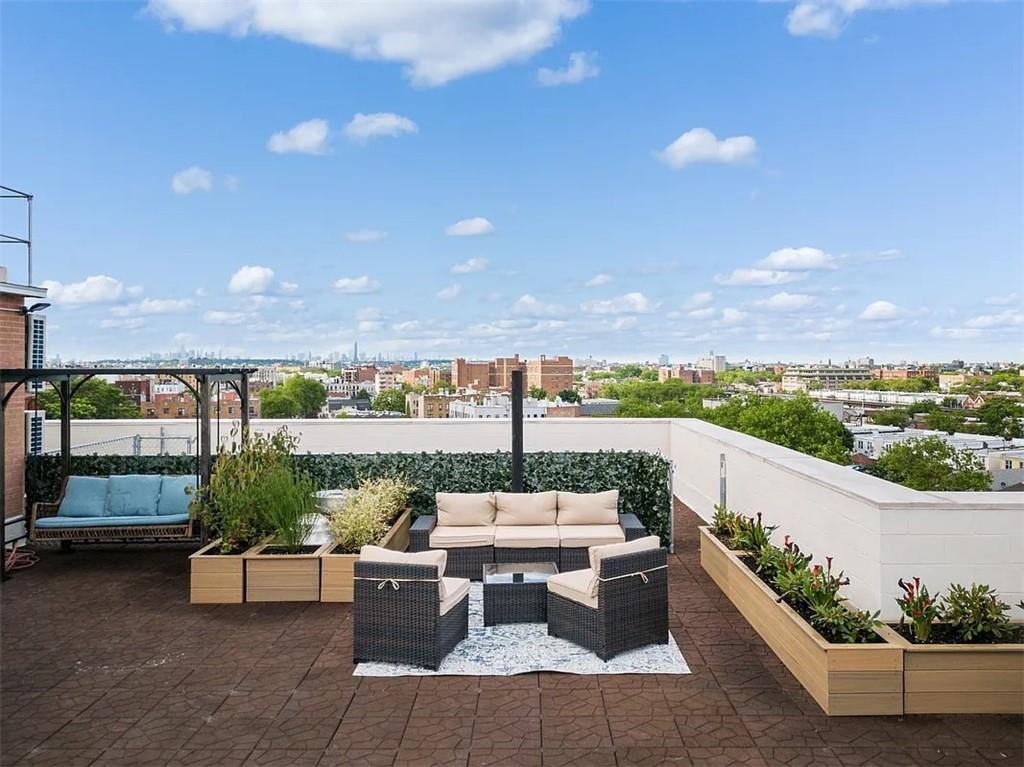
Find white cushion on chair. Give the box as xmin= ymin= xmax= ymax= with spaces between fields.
xmin=429 ymin=525 xmax=495 ymax=548
xmin=493 ymin=525 xmax=560 ymax=548
xmin=547 ymin=568 xmax=598 ymax=609
xmin=359 ymin=545 xmax=447 ymax=599
xmin=494 ymin=491 xmax=557 ymax=525
xmin=557 ymin=524 xmax=625 ymax=548
xmin=435 ymin=492 xmax=496 ymax=526
xmin=587 ymin=535 xmax=661 ymax=596
xmin=439 ymin=577 xmax=470 ymax=615
xmin=556 ymin=490 xmax=619 ymax=525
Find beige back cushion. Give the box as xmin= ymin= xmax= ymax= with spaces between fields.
xmin=494 ymin=491 xmax=557 ymax=526
xmin=556 ymin=490 xmax=620 ymax=525
xmin=587 ymin=535 xmax=661 ymax=596
xmin=359 ymin=545 xmax=447 ymax=598
xmin=435 ymin=492 xmax=496 ymax=526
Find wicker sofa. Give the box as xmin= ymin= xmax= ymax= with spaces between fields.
xmin=409 ymin=490 xmax=648 ymax=580
xmin=547 ymin=535 xmax=669 ymax=660
xmin=30 ymin=474 xmax=195 ymax=544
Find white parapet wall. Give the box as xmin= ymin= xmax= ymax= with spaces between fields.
xmin=40 ymin=416 xmax=1023 ymax=620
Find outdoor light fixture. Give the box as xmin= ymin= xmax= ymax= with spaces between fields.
xmin=20 ymin=302 xmax=50 ymax=315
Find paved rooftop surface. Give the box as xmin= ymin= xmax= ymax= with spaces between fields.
xmin=2 ymin=502 xmax=1021 ymax=766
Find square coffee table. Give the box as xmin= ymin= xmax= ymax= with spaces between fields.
xmin=482 ymin=562 xmax=558 ymax=626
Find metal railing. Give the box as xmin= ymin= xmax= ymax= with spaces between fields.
xmin=45 ymin=434 xmax=196 ymax=457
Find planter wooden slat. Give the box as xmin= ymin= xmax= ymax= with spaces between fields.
xmin=320 ymin=508 xmax=412 ymax=603
xmin=699 ymin=527 xmax=903 ymax=716
xmin=189 ymin=539 xmax=244 ymax=604
xmin=243 ymin=541 xmax=331 ymax=602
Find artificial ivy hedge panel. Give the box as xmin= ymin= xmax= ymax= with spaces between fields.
xmin=26 ymin=450 xmax=673 ymax=545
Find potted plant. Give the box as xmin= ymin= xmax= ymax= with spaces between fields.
xmin=889 ymin=578 xmax=1023 ymax=714
xmin=243 ymin=460 xmax=329 ymax=602
xmin=188 ymin=428 xmax=293 ymax=603
xmin=699 ymin=512 xmax=904 ymax=716
xmin=320 ymin=477 xmax=415 ymax=602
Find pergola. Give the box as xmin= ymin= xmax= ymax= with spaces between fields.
xmin=1 ymin=367 xmax=254 ymax=576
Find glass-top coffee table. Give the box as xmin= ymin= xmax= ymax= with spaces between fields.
xmin=482 ymin=562 xmax=559 ymax=626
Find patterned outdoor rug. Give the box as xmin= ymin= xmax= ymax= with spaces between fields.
xmin=354 ymin=583 xmax=690 ymax=677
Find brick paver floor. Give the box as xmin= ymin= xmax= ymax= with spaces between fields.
xmin=2 ymin=502 xmax=1021 ymax=766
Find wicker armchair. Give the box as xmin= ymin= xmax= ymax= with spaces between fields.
xmin=547 ymin=538 xmax=668 ymax=661
xmin=353 ymin=560 xmax=469 ymax=670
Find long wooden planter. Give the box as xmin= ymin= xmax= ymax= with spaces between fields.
xmin=243 ymin=541 xmax=332 ymax=602
xmin=699 ymin=527 xmax=904 ymax=716
xmin=320 ymin=508 xmax=412 ymax=603
xmin=189 ymin=539 xmax=245 ymax=604
xmin=887 ymin=630 xmax=1024 ymax=714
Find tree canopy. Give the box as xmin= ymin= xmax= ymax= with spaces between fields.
xmin=869 ymin=436 xmax=992 ymax=491
xmin=527 ymin=386 xmax=549 ymax=400
xmin=557 ymin=388 xmax=581 ymax=404
xmin=260 ymin=376 xmax=327 ymax=418
xmin=372 ymin=387 xmax=407 ymax=414
xmin=31 ymin=378 xmax=141 ymax=419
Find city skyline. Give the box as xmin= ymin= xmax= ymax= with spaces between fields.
xmin=2 ymin=1 xmax=1021 ymax=362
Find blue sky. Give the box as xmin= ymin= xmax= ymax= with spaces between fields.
xmin=1 ymin=0 xmax=1021 ymax=363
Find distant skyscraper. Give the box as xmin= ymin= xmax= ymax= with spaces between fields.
xmin=353 ymin=340 xmax=359 ymax=363
xmin=658 ymin=354 xmax=669 ymax=366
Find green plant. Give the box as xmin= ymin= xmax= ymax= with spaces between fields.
xmin=710 ymin=504 xmax=740 ymax=542
xmin=260 ymin=463 xmax=318 ymax=553
xmin=758 ymin=534 xmax=810 ymax=583
xmin=327 ymin=476 xmax=413 ymax=552
xmin=940 ymin=583 xmax=1014 ymax=642
xmin=896 ymin=577 xmax=940 ymax=642
xmin=731 ymin=512 xmax=778 ymax=554
xmin=809 ymin=603 xmax=882 ymax=644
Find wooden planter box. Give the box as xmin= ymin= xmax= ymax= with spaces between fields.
xmin=320 ymin=508 xmax=412 ymax=603
xmin=189 ymin=539 xmax=245 ymax=604
xmin=699 ymin=527 xmax=904 ymax=716
xmin=887 ymin=630 xmax=1024 ymax=714
xmin=243 ymin=541 xmax=332 ymax=602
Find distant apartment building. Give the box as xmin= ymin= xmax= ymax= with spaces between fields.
xmin=142 ymin=389 xmax=259 ymax=419
xmin=402 ymin=366 xmax=450 ymax=388
xmin=526 ymin=355 xmax=573 ymax=395
xmin=374 ymin=365 xmax=403 ymax=393
xmin=939 ymin=372 xmax=967 ymax=392
xmin=451 ymin=354 xmax=571 ymax=395
xmin=449 ymin=394 xmax=578 ymax=419
xmin=491 ymin=355 xmax=524 ymax=389
xmin=406 ymin=392 xmax=481 ymax=419
xmin=781 ymin=365 xmax=873 ymax=392
xmin=659 ymin=365 xmax=715 ymax=384
xmin=114 ymin=377 xmax=151 ymax=405
xmin=873 ymin=366 xmax=936 ymax=381
xmin=452 ymin=358 xmax=492 ymax=389
xmin=697 ymin=351 xmax=727 ymax=373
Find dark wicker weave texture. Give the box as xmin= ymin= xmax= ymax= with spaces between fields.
xmin=410 ymin=515 xmax=494 ymax=580
xmin=483 ymin=580 xmax=549 ymax=625
xmin=494 ymin=546 xmax=559 ymax=565
xmin=559 ymin=547 xmax=590 ymax=572
xmin=547 ymin=547 xmax=668 ymax=661
xmin=353 ymin=561 xmax=468 ymax=670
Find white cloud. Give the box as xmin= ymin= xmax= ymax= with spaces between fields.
xmin=864 ymin=248 xmax=904 ymax=262
xmin=753 ymin=292 xmax=817 ymax=311
xmin=930 ymin=326 xmax=981 ymax=340
xmin=147 ymin=0 xmax=588 ymax=87
xmin=194 ymin=287 xmax=208 ymax=297
xmin=356 ymin=307 xmax=384 ymax=321
xmin=346 ymin=229 xmax=387 ymax=243
xmin=965 ymin=309 xmax=1024 ymax=329
xmin=858 ymin=300 xmax=907 ymax=321
xmin=719 ymin=307 xmax=747 ymax=326
xmin=985 ymin=292 xmax=1019 ymax=306
xmin=436 ymin=284 xmax=462 ymax=301
xmin=445 ymin=217 xmax=494 ymax=237
xmin=786 ymin=0 xmax=946 ymax=39
xmin=111 ymin=298 xmax=195 ymax=316
xmin=581 ymin=292 xmax=656 ymax=315
xmin=451 ymin=257 xmax=489 ymax=273
xmin=537 ymin=51 xmax=599 ymax=86
xmin=656 ymin=128 xmax=757 ymax=170
xmin=686 ymin=291 xmax=714 ymax=307
xmin=203 ymin=310 xmax=246 ymax=325
xmin=41 ymin=275 xmax=125 ymax=304
xmin=585 ymin=273 xmax=612 ymax=287
xmin=100 ymin=317 xmax=145 ymax=330
xmin=611 ymin=316 xmax=638 ymax=331
xmin=757 ymin=246 xmax=836 ymax=271
xmin=686 ymin=307 xmax=716 ymax=320
xmin=171 ymin=165 xmax=213 ymax=194
xmin=334 ymin=275 xmax=380 ymax=294
xmin=228 ymin=265 xmax=275 ymax=294
xmin=279 ymin=281 xmax=299 ymax=294
xmin=267 ymin=118 xmax=330 ymax=154
xmin=344 ymin=112 xmax=418 ymax=142
xmin=512 ymin=294 xmax=565 ymax=317
xmin=358 ymin=320 xmax=383 ymax=332
xmin=714 ymin=268 xmax=807 ymax=286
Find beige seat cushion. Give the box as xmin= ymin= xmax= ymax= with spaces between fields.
xmin=429 ymin=525 xmax=495 ymax=548
xmin=359 ymin=545 xmax=447 ymax=598
xmin=547 ymin=568 xmax=598 ymax=609
xmin=557 ymin=524 xmax=626 ymax=548
xmin=556 ymin=490 xmax=619 ymax=525
xmin=588 ymin=535 xmax=661 ymax=596
xmin=439 ymin=577 xmax=470 ymax=615
xmin=493 ymin=525 xmax=560 ymax=548
xmin=494 ymin=491 xmax=557 ymax=526
xmin=436 ymin=492 xmax=496 ymax=526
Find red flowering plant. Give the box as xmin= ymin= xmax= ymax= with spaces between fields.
xmin=897 ymin=577 xmax=940 ymax=642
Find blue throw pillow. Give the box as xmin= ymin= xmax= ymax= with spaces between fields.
xmin=105 ymin=475 xmax=162 ymax=517
xmin=57 ymin=476 xmax=109 ymax=518
xmin=157 ymin=475 xmax=196 ymax=517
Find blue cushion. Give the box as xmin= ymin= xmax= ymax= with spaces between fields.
xmin=57 ymin=477 xmax=109 ymax=518
xmin=105 ymin=475 xmax=162 ymax=516
xmin=36 ymin=513 xmax=190 ymax=529
xmin=158 ymin=476 xmax=196 ymax=517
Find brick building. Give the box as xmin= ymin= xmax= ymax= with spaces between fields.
xmin=114 ymin=377 xmax=152 ymax=405
xmin=659 ymin=366 xmax=715 ymax=384
xmin=526 ymin=355 xmax=573 ymax=396
xmin=451 ymin=358 xmax=492 ymax=389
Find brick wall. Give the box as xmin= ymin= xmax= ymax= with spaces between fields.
xmin=1 ymin=294 xmax=26 ymax=519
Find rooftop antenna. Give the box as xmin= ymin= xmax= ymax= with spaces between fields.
xmin=0 ymin=185 xmax=33 ymax=284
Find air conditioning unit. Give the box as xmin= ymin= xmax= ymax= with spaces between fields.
xmin=24 ymin=410 xmax=44 ymax=456
xmin=25 ymin=312 xmax=46 ymax=392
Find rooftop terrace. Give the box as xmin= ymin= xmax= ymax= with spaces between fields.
xmin=2 ymin=502 xmax=1020 ymax=767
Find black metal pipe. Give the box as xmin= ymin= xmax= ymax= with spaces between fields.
xmin=1 ymin=394 xmax=8 ymax=580
xmin=511 ymin=370 xmax=524 ymax=492
xmin=59 ymin=379 xmax=71 ymax=480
